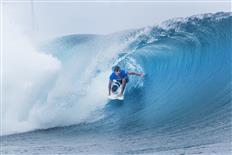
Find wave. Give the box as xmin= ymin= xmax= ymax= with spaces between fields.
xmin=3 ymin=11 xmax=232 ymax=145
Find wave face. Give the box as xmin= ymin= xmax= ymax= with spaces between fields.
xmin=2 ymin=12 xmax=232 ymax=154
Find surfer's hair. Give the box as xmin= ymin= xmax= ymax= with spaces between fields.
xmin=113 ymin=65 xmax=121 ymax=72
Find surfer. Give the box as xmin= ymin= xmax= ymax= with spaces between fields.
xmin=108 ymin=65 xmax=144 ymax=97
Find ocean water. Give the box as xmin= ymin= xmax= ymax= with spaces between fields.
xmin=1 ymin=12 xmax=232 ymax=154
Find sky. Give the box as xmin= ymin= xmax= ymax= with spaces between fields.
xmin=2 ymin=0 xmax=231 ymax=39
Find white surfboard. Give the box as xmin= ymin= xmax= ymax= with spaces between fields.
xmin=108 ymin=95 xmax=124 ymax=100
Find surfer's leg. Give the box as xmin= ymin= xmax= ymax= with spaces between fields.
xmin=121 ymin=78 xmax=127 ymax=94
xmin=125 ymin=77 xmax=129 ymax=83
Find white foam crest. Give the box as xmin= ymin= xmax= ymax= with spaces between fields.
xmin=3 ymin=20 xmax=61 ymax=135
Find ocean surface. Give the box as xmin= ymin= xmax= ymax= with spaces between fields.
xmin=1 ymin=12 xmax=232 ymax=154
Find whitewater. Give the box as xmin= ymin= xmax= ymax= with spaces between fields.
xmin=1 ymin=12 xmax=232 ymax=154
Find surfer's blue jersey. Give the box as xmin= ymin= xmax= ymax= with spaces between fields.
xmin=109 ymin=70 xmax=128 ymax=81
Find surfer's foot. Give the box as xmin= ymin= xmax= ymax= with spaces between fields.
xmin=118 ymin=93 xmax=123 ymax=97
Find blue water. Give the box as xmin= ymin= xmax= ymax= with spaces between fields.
xmin=1 ymin=12 xmax=232 ymax=154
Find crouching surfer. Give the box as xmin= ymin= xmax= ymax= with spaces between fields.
xmin=108 ymin=65 xmax=144 ymax=98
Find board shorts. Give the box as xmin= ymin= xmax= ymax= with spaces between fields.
xmin=112 ymin=77 xmax=129 ymax=93
xmin=117 ymin=77 xmax=129 ymax=84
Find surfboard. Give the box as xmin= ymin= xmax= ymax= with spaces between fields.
xmin=108 ymin=94 xmax=124 ymax=100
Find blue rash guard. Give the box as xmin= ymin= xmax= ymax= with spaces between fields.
xmin=109 ymin=70 xmax=128 ymax=82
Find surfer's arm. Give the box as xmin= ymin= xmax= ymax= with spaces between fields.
xmin=108 ymin=80 xmax=112 ymax=95
xmin=127 ymin=71 xmax=144 ymax=77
